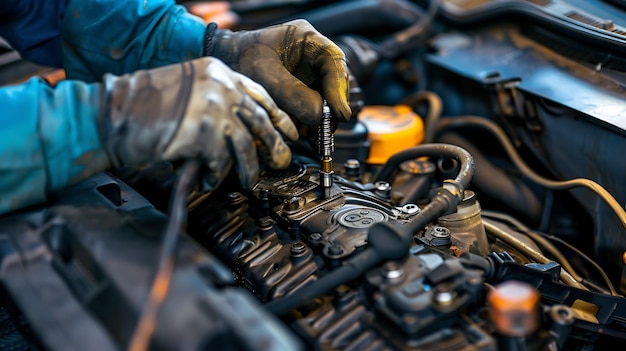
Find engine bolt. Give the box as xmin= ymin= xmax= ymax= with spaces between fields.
xmin=328 ymin=244 xmax=344 ymax=256
xmin=431 ymin=226 xmax=451 ymax=239
xmin=382 ymin=261 xmax=404 ymax=279
xmin=375 ymin=181 xmax=390 ymax=191
xmin=434 ymin=283 xmax=457 ymax=306
xmin=284 ymin=196 xmax=302 ymax=213
xmin=344 ymin=159 xmax=361 ymax=179
xmin=309 ymin=233 xmax=322 ymax=242
xmin=227 ymin=192 xmax=245 ymax=205
xmin=257 ymin=216 xmax=274 ymax=231
xmin=401 ymin=204 xmax=420 ymax=215
xmin=291 ymin=242 xmax=307 ymax=256
xmin=374 ymin=181 xmax=391 ymax=199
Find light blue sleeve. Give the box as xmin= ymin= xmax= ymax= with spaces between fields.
xmin=61 ymin=0 xmax=206 ymax=82
xmin=0 ymin=78 xmax=110 ymax=214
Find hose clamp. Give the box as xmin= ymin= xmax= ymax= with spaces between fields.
xmin=442 ymin=179 xmax=464 ymax=203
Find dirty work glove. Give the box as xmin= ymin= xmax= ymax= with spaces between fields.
xmin=99 ymin=57 xmax=298 ymax=189
xmin=204 ymin=19 xmax=351 ymax=128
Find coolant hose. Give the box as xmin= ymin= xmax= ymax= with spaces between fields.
xmin=374 ymin=143 xmax=475 ymax=190
xmin=437 ymin=131 xmax=542 ymax=222
xmin=297 ymin=0 xmax=424 ymax=37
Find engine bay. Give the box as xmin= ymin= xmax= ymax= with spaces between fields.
xmin=2 ymin=0 xmax=626 ymax=350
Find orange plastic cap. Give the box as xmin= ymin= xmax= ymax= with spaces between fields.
xmin=358 ymin=105 xmax=424 ymax=165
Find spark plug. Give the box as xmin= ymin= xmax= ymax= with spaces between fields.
xmin=319 ymin=101 xmax=334 ymax=199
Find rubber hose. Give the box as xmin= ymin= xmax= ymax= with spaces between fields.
xmin=437 ymin=116 xmax=626 ymax=230
xmin=437 ymin=131 xmax=542 ymax=222
xmin=374 ymin=143 xmax=475 ymax=190
xmin=298 ymin=0 xmax=424 ymax=37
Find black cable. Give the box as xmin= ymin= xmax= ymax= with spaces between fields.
xmin=437 ymin=131 xmax=542 ymax=222
xmin=379 ymin=0 xmax=442 ymax=58
xmin=481 ymin=210 xmax=619 ymax=296
xmin=400 ymin=90 xmax=443 ymax=144
xmin=128 ymin=160 xmax=200 ymax=351
xmin=437 ymin=116 xmax=626 ymax=230
xmin=300 ymin=0 xmax=425 ymax=37
xmin=373 ymin=143 xmax=475 ymax=190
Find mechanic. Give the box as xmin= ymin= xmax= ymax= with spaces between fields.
xmin=0 ymin=0 xmax=351 ymax=215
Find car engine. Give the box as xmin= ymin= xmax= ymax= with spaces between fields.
xmin=2 ymin=0 xmax=626 ymax=350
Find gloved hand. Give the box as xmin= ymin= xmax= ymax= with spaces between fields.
xmin=99 ymin=57 xmax=298 ymax=189
xmin=204 ymin=19 xmax=351 ymax=128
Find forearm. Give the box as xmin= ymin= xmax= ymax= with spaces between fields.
xmin=0 ymin=79 xmax=110 ymax=214
xmin=62 ymin=0 xmax=206 ymax=81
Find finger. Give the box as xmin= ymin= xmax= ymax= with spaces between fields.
xmin=236 ymin=94 xmax=292 ymax=170
xmin=238 ymin=74 xmax=299 ymax=141
xmin=204 ymin=148 xmax=233 ymax=192
xmin=310 ymin=40 xmax=352 ymax=122
xmin=239 ymin=45 xmax=324 ymax=126
xmin=283 ymin=20 xmax=352 ymax=122
xmin=224 ymin=119 xmax=259 ymax=189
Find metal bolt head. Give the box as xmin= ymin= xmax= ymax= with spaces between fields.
xmin=328 ymin=244 xmax=344 ymax=256
xmin=401 ymin=204 xmax=420 ymax=215
xmin=291 ymin=242 xmax=307 ymax=256
xmin=344 ymin=159 xmax=361 ymax=179
xmin=375 ymin=181 xmax=391 ymax=191
xmin=382 ymin=261 xmax=404 ymax=279
xmin=257 ymin=216 xmax=273 ymax=230
xmin=434 ymin=283 xmax=456 ymax=305
xmin=431 ymin=226 xmax=451 ymax=238
xmin=309 ymin=233 xmax=322 ymax=242
xmin=284 ymin=196 xmax=303 ymax=212
xmin=227 ymin=192 xmax=244 ymax=205
xmin=345 ymin=159 xmax=360 ymax=167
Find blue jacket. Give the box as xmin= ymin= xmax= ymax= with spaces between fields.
xmin=0 ymin=0 xmax=206 ymax=214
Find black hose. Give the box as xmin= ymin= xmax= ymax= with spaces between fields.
xmin=437 ymin=131 xmax=542 ymax=222
xmin=379 ymin=0 xmax=442 ymax=58
xmin=374 ymin=143 xmax=475 ymax=190
xmin=437 ymin=116 xmax=626 ymax=230
xmin=400 ymin=91 xmax=443 ymax=144
xmin=297 ymin=0 xmax=424 ymax=37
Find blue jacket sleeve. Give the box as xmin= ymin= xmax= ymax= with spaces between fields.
xmin=0 ymin=78 xmax=110 ymax=215
xmin=62 ymin=0 xmax=206 ymax=82
xmin=0 ymin=0 xmax=67 ymax=67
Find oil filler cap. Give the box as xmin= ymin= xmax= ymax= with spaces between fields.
xmin=358 ymin=105 xmax=424 ymax=164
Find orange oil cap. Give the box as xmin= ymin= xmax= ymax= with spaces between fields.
xmin=358 ymin=105 xmax=424 ymax=164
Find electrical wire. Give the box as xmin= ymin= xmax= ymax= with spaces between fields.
xmin=484 ymin=214 xmax=585 ymax=283
xmin=374 ymin=143 xmax=474 ymax=188
xmin=482 ymin=219 xmax=589 ymax=291
xmin=379 ymin=0 xmax=442 ymax=57
xmin=128 ymin=161 xmax=200 ymax=351
xmin=482 ymin=210 xmax=619 ymax=296
xmin=400 ymin=90 xmax=443 ymax=144
xmin=437 ymin=116 xmax=626 ymax=230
